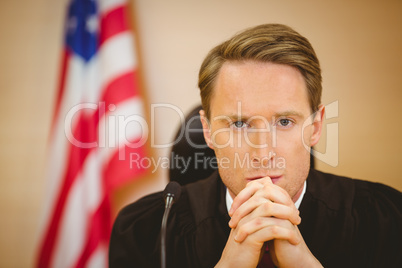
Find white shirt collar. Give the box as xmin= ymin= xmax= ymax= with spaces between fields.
xmin=226 ymin=180 xmax=307 ymax=213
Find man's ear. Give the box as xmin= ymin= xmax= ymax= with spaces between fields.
xmin=199 ymin=110 xmax=214 ymax=149
xmin=310 ymin=105 xmax=325 ymax=147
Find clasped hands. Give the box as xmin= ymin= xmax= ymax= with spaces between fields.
xmin=216 ymin=177 xmax=322 ymax=268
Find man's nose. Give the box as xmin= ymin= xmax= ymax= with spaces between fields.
xmin=246 ymin=128 xmax=275 ymax=167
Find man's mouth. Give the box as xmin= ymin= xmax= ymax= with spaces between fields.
xmin=246 ymin=175 xmax=282 ymax=184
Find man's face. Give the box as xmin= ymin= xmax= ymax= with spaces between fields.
xmin=201 ymin=61 xmax=323 ymax=201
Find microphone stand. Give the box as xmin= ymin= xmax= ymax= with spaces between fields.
xmin=161 ymin=193 xmax=174 ymax=268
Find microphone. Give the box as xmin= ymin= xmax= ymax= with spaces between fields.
xmin=161 ymin=182 xmax=181 ymax=268
xmin=163 ymin=181 xmax=181 ymax=209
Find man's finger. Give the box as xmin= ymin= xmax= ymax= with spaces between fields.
xmin=229 ymin=201 xmax=301 ymax=228
xmin=233 ymin=217 xmax=300 ymax=245
xmin=229 ymin=179 xmax=263 ymax=216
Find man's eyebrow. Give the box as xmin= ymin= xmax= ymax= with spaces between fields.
xmin=273 ymin=110 xmax=304 ymax=118
xmin=212 ymin=114 xmax=250 ymax=123
xmin=226 ymin=114 xmax=250 ymax=121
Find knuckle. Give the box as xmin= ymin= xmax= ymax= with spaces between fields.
xmin=251 ymin=198 xmax=260 ymax=208
xmin=262 ymin=201 xmax=272 ymax=215
xmin=238 ymin=225 xmax=249 ymax=237
xmin=247 ymin=180 xmax=260 ymax=188
xmin=254 ymin=217 xmax=263 ymax=227
xmin=290 ymin=230 xmax=300 ymax=244
xmin=262 ymin=183 xmax=272 ymax=193
xmin=270 ymin=225 xmax=279 ymax=236
xmin=261 ymin=190 xmax=271 ymax=201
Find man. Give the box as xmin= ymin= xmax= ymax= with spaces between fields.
xmin=109 ymin=24 xmax=402 ymax=267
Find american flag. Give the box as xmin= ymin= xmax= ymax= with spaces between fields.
xmin=36 ymin=0 xmax=147 ymax=267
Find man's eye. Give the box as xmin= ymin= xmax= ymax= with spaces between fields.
xmin=278 ymin=119 xmax=292 ymax=127
xmin=232 ymin=121 xmax=248 ymax=129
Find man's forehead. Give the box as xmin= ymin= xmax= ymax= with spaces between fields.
xmin=209 ymin=61 xmax=311 ymax=118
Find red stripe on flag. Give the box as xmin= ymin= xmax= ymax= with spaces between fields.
xmin=104 ymin=139 xmax=148 ymax=190
xmin=100 ymin=6 xmax=129 ymax=45
xmin=101 ymin=71 xmax=140 ymax=113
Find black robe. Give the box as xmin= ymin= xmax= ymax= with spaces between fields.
xmin=109 ymin=169 xmax=402 ymax=267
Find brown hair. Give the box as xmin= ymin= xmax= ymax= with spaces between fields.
xmin=198 ymin=24 xmax=322 ymax=118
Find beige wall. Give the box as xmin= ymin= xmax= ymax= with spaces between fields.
xmin=0 ymin=0 xmax=401 ymax=266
